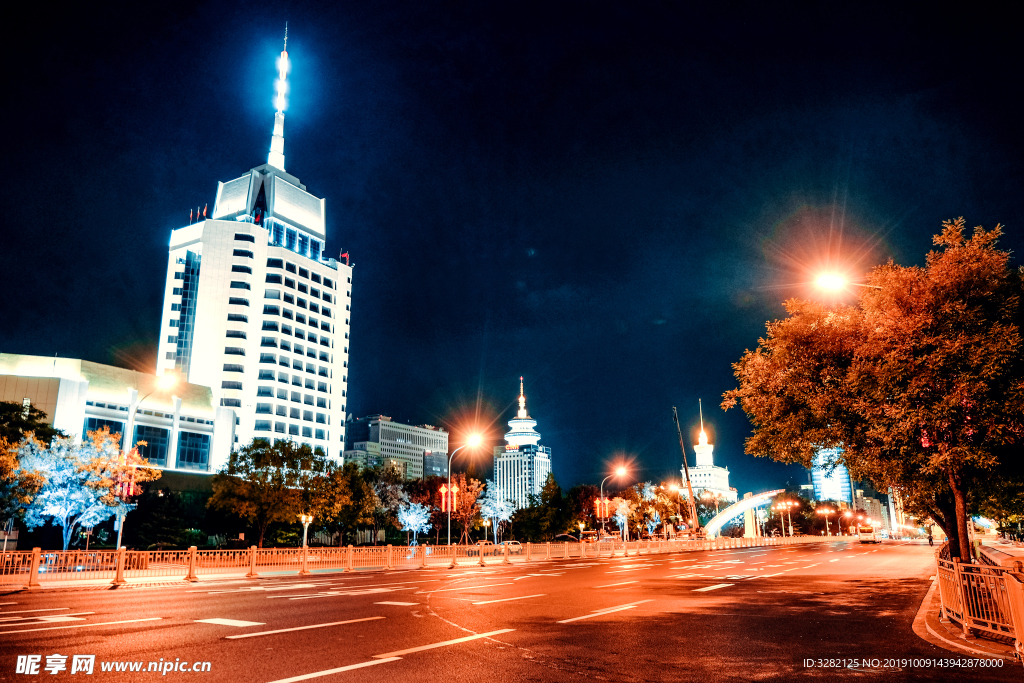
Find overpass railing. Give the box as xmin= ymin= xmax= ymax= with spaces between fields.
xmin=1 ymin=533 xmax=833 ymax=589
xmin=935 ymin=554 xmax=1024 ymax=661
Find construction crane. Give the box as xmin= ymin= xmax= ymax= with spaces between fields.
xmin=672 ymin=406 xmax=702 ymax=537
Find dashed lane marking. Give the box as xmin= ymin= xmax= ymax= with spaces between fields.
xmin=593 ymin=581 xmax=638 ymax=588
xmin=693 ymin=584 xmax=735 ymax=592
xmin=472 ymin=594 xmax=546 ymax=605
xmin=417 ymin=583 xmax=513 ymax=594
xmin=267 ymin=657 xmax=400 ymax=683
xmin=0 ymin=617 xmax=162 ymax=635
xmin=556 ymin=600 xmax=653 ymax=624
xmin=375 ymin=601 xmax=418 ymax=606
xmin=0 ymin=608 xmax=70 ymax=615
xmin=225 ymin=616 xmax=384 ymax=639
xmin=372 ymin=629 xmax=516 ymax=658
xmin=196 ymin=618 xmax=265 ymax=627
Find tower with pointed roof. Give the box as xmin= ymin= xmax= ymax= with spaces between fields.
xmin=494 ymin=377 xmax=552 ymax=509
xmin=155 ymin=29 xmax=353 ymax=463
xmin=682 ymin=400 xmax=737 ymax=504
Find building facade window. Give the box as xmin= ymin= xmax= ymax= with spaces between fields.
xmin=132 ymin=425 xmax=169 ymax=466
xmin=223 ymin=364 xmax=244 ymax=373
xmin=83 ymin=417 xmax=124 ymax=437
xmin=233 ymin=249 xmax=254 ymax=259
xmin=176 ymin=432 xmax=210 ymax=470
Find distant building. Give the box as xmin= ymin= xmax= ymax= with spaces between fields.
xmin=344 ymin=415 xmax=448 ymax=480
xmin=683 ymin=415 xmax=738 ymax=505
xmin=494 ymin=378 xmax=552 ymax=510
xmin=0 ymin=353 xmax=235 ymax=474
xmin=810 ymin=448 xmax=854 ymax=506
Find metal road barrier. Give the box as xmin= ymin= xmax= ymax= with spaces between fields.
xmin=1 ymin=534 xmax=833 ymax=589
xmin=935 ymin=553 xmax=1024 ymax=658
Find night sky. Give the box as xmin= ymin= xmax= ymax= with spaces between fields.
xmin=4 ymin=4 xmax=1022 ymax=496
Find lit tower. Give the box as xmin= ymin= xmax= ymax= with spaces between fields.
xmin=685 ymin=399 xmax=737 ymax=504
xmin=156 ymin=26 xmax=353 ymax=464
xmin=268 ymin=24 xmax=289 ymax=170
xmin=494 ymin=377 xmax=552 ymax=509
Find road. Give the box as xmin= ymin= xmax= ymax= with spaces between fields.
xmin=1 ymin=540 xmax=1017 ymax=682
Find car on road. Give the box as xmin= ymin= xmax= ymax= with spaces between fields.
xmin=499 ymin=540 xmax=523 ymax=554
xmin=467 ymin=540 xmax=500 ymax=557
xmin=553 ymin=534 xmax=581 ymax=543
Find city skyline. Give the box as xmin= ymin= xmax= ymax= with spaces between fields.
xmin=3 ymin=4 xmax=1022 ymax=497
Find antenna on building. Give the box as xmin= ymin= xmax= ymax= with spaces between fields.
xmin=699 ymin=398 xmax=704 ymax=433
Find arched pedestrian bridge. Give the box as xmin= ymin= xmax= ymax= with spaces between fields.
xmin=703 ymin=489 xmax=784 ymax=538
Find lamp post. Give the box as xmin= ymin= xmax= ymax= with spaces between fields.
xmin=773 ymin=500 xmax=799 ymax=537
xmin=599 ymin=467 xmax=627 ymax=537
xmin=447 ymin=434 xmax=482 ymax=546
xmin=578 ymin=521 xmax=585 ymax=542
xmin=299 ymin=514 xmax=313 ymax=548
xmin=816 ymin=507 xmax=836 ymax=536
xmin=116 ymin=373 xmax=177 ymax=549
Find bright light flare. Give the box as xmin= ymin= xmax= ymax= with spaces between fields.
xmin=615 ymin=467 xmax=627 ymax=477
xmin=157 ymin=374 xmax=178 ymax=390
xmin=274 ymin=52 xmax=290 ymax=112
xmin=816 ymin=273 xmax=847 ymax=290
xmin=466 ymin=434 xmax=483 ymax=447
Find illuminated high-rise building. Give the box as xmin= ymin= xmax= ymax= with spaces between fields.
xmin=156 ymin=33 xmax=352 ymax=459
xmin=494 ymin=378 xmax=552 ymax=509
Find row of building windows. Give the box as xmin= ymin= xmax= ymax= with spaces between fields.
xmin=253 ymin=404 xmax=328 ymax=423
xmin=259 ymin=338 xmax=330 ymax=361
xmin=257 ymin=377 xmax=330 ymax=394
xmin=256 ymin=354 xmax=330 ymax=376
xmin=261 ymin=305 xmax=331 ymax=332
xmin=252 ymin=387 xmax=329 ymax=407
xmin=263 ymin=290 xmax=331 ymax=317
xmin=82 ymin=419 xmax=211 ymax=470
xmin=259 ymin=322 xmax=331 ymax=346
xmin=264 ymin=275 xmax=332 ymax=303
xmin=266 ymin=259 xmax=333 ymax=289
xmin=254 ymin=420 xmax=328 ymax=440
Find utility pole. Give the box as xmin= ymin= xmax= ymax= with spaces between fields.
xmin=672 ymin=407 xmax=701 ymax=537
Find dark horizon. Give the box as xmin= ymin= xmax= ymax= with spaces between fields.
xmin=3 ymin=3 xmax=1021 ymax=496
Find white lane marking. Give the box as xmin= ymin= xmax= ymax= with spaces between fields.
xmin=0 ymin=611 xmax=93 ymax=623
xmin=605 ymin=568 xmax=647 ymax=574
xmin=288 ymin=587 xmax=418 ymax=601
xmin=0 ymin=608 xmax=70 ymax=615
xmin=0 ymin=602 xmax=17 ymax=606
xmin=373 ymin=629 xmax=516 ymax=658
xmin=802 ymin=564 xmax=820 ymax=569
xmin=267 ymin=658 xmax=400 ymax=683
xmin=670 ymin=574 xmax=711 ymax=579
xmin=375 ymin=601 xmax=418 ymax=606
xmin=473 ymin=594 xmax=545 ymax=605
xmin=196 ymin=618 xmax=265 ymax=627
xmin=829 ymin=559 xmax=840 ymax=562
xmin=418 ymin=583 xmax=513 ymax=594
xmin=225 ymin=616 xmax=384 ymax=639
xmin=0 ymin=617 xmax=162 ymax=635
xmin=593 ymin=581 xmax=638 ymax=588
xmin=556 ymin=599 xmax=654 ymax=624
xmin=693 ymin=584 xmax=734 ymax=592
xmin=760 ymin=572 xmax=784 ymax=578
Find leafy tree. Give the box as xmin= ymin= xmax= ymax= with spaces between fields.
xmin=613 ymin=498 xmax=633 ymax=540
xmin=397 ymin=502 xmax=432 ymax=545
xmin=723 ymin=220 xmax=1024 ymax=560
xmin=0 ymin=400 xmax=65 ymax=445
xmin=208 ymin=439 xmax=327 ymax=547
xmin=127 ymin=488 xmax=187 ymax=549
xmin=330 ymin=463 xmax=375 ymax=545
xmin=19 ymin=429 xmax=160 ymax=550
xmin=565 ymin=484 xmax=600 ymax=532
xmin=301 ymin=464 xmax=353 ymax=545
xmin=1 ymin=436 xmax=45 ymax=522
xmin=404 ymin=476 xmax=447 ymax=545
xmin=449 ymin=473 xmax=483 ymax=544
xmin=363 ymin=465 xmax=406 ymax=544
xmin=478 ymin=479 xmax=515 ymax=543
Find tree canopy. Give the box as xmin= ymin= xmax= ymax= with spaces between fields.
xmin=723 ymin=219 xmax=1024 ymax=560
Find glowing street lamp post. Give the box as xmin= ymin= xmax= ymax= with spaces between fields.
xmin=447 ymin=435 xmax=482 ymax=546
xmin=773 ymin=500 xmax=799 ymax=537
xmin=599 ymin=467 xmax=627 ymax=537
xmin=815 ymin=273 xmax=882 ymax=292
xmin=115 ymin=373 xmax=178 ymax=549
xmin=298 ymin=513 xmax=313 ymax=575
xmin=817 ymin=507 xmax=836 ymax=536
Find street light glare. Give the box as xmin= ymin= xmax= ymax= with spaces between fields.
xmin=816 ymin=273 xmax=846 ymax=290
xmin=615 ymin=467 xmax=627 ymax=477
xmin=466 ymin=434 xmax=483 ymax=447
xmin=158 ymin=374 xmax=178 ymax=390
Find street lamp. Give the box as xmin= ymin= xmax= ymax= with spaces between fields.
xmin=447 ymin=434 xmax=483 ymax=546
xmin=815 ymin=273 xmax=882 ymax=291
xmin=114 ymin=373 xmax=178 ymax=549
xmin=816 ymin=507 xmax=836 ymax=536
xmin=578 ymin=521 xmax=585 ymax=542
xmin=599 ymin=467 xmax=627 ymax=537
xmin=299 ymin=514 xmax=313 ymax=548
xmin=773 ymin=500 xmax=799 ymax=537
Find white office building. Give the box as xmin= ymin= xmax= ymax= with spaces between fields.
xmin=343 ymin=415 xmax=449 ymax=480
xmin=494 ymin=379 xmax=552 ymax=510
xmin=155 ymin=39 xmax=352 ymax=459
xmin=0 ymin=354 xmax=235 ymax=473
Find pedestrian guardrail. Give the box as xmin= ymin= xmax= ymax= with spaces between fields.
xmin=0 ymin=533 xmax=835 ymax=589
xmin=935 ymin=554 xmax=1024 ymax=660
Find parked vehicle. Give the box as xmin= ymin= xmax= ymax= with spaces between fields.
xmin=499 ymin=540 xmax=523 ymax=554
xmin=554 ymin=534 xmax=581 ymax=543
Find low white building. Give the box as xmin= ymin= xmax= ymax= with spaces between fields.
xmin=0 ymin=354 xmax=235 ymax=474
xmin=683 ymin=424 xmax=738 ymax=505
xmin=344 ymin=415 xmax=448 ymax=480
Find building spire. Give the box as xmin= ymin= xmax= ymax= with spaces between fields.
xmin=268 ymin=23 xmax=290 ymax=170
xmin=517 ymin=376 xmax=527 ymax=418
xmin=698 ymin=398 xmax=708 ymax=445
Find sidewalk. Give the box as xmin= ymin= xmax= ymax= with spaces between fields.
xmin=912 ymin=578 xmax=1020 ymax=663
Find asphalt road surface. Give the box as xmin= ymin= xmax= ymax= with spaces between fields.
xmin=2 ymin=540 xmax=1017 ymax=682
